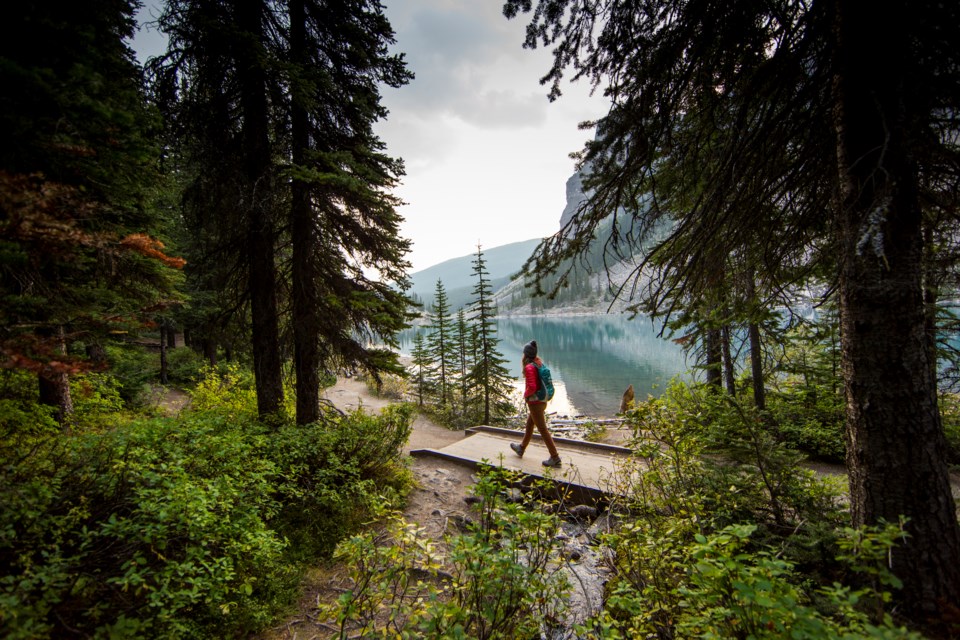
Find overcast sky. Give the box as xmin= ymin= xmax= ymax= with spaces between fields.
xmin=133 ymin=1 xmax=608 ymax=272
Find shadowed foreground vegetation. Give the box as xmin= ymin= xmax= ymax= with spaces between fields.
xmin=2 ymin=333 xmax=959 ymax=638
xmin=0 ymin=358 xmax=414 ymax=639
xmin=322 ymin=377 xmax=954 ymax=639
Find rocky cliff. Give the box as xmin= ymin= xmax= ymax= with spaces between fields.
xmin=559 ymin=171 xmax=587 ymax=229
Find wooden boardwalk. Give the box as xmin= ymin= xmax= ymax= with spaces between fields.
xmin=410 ymin=425 xmax=637 ymax=502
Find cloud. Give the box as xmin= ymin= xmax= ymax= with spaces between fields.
xmin=374 ymin=0 xmax=610 ymax=270
xmin=383 ymin=1 xmax=554 ymax=129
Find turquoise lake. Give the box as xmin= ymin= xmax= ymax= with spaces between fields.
xmin=400 ymin=314 xmax=690 ymax=417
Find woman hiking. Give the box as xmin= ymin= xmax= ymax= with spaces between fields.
xmin=510 ymin=340 xmax=561 ymax=467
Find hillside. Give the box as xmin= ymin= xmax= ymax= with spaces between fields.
xmin=408 ymin=166 xmax=653 ymax=315
xmin=409 ymin=238 xmax=542 ymax=310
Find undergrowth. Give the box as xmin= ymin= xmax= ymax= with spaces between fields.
xmin=582 ymin=380 xmax=923 ymax=639
xmin=321 ymin=467 xmax=570 ymax=639
xmin=322 ymin=379 xmax=929 ymax=639
xmin=0 ymin=366 xmax=414 ymax=639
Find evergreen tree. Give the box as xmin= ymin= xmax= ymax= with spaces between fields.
xmin=425 ymin=279 xmax=455 ymax=405
xmin=151 ymin=0 xmax=414 ymax=423
xmin=286 ymin=0 xmax=413 ymax=424
xmin=151 ymin=0 xmax=284 ymax=418
xmin=237 ymin=0 xmax=284 ymax=419
xmin=467 ymin=245 xmax=513 ymax=424
xmin=455 ymin=308 xmax=472 ymax=409
xmin=0 ymin=1 xmax=183 ymax=427
xmin=410 ymin=331 xmax=430 ymax=406
xmin=505 ymin=0 xmax=960 ymax=619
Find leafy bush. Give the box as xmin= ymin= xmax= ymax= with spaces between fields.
xmin=105 ymin=343 xmax=158 ymax=407
xmin=673 ymin=524 xmax=922 ymax=639
xmin=321 ymin=467 xmax=569 ymax=639
xmin=0 ymin=368 xmax=415 ymax=638
xmin=581 ymin=421 xmax=607 ymax=442
xmin=165 ymin=347 xmax=207 ymax=384
xmin=0 ymin=417 xmax=289 ymax=639
xmin=588 ymin=381 xmax=914 ymax=638
xmin=69 ymin=372 xmax=127 ymax=430
xmin=0 ymin=370 xmax=59 ymax=439
xmin=938 ymin=392 xmax=960 ymax=465
xmin=365 ymin=372 xmax=409 ymax=401
xmin=266 ymin=403 xmax=416 ymax=560
xmin=768 ymin=383 xmax=846 ymax=462
xmin=188 ymin=363 xmax=259 ymax=423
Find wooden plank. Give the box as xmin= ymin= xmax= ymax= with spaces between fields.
xmin=465 ymin=425 xmax=633 ymax=455
xmin=411 ymin=430 xmax=637 ymax=498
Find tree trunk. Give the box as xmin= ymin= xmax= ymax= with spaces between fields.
xmin=202 ymin=337 xmax=217 ymax=367
xmin=167 ymin=324 xmax=176 ymax=349
xmin=744 ymin=273 xmax=766 ymax=411
xmin=833 ymin=0 xmax=960 ymax=622
xmin=159 ymin=323 xmax=168 ymax=385
xmin=290 ymin=0 xmax=321 ymax=425
xmin=248 ymin=222 xmax=283 ymax=416
xmin=704 ymin=326 xmax=722 ymax=390
xmin=748 ymin=321 xmax=765 ymax=410
xmin=38 ymin=325 xmax=73 ymax=431
xmin=238 ymin=0 xmax=283 ymax=418
xmin=38 ymin=371 xmax=73 ymax=431
xmin=922 ymin=221 xmax=938 ymax=386
xmin=85 ymin=341 xmax=107 ymax=364
xmin=721 ymin=324 xmax=736 ymax=396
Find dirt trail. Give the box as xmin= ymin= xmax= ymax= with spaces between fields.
xmin=321 ymin=376 xmax=477 ymax=541
xmin=259 ymin=378 xmax=477 ymax=640
xmin=154 ymin=386 xmax=191 ymax=416
xmin=251 ymin=379 xmax=960 ymax=638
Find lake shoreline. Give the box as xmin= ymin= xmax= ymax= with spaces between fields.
xmin=400 ymin=314 xmax=688 ymax=416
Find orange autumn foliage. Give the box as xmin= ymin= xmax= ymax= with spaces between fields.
xmin=120 ymin=233 xmax=187 ymax=269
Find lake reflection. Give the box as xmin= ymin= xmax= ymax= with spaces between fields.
xmin=400 ymin=314 xmax=690 ymax=417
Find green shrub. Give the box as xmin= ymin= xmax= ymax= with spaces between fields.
xmin=105 ymin=343 xmax=158 ymax=407
xmin=675 ymin=524 xmax=922 ymax=639
xmin=0 ymin=370 xmax=59 ymax=439
xmin=366 ymin=372 xmax=409 ymax=401
xmin=321 ymin=467 xmax=569 ymax=639
xmin=939 ymin=392 xmax=960 ymax=465
xmin=0 ymin=416 xmax=290 ymax=639
xmin=165 ymin=347 xmax=207 ymax=384
xmin=589 ymin=381 xmax=919 ymax=639
xmin=265 ymin=403 xmax=416 ymax=560
xmin=188 ymin=363 xmax=259 ymax=423
xmin=581 ymin=421 xmax=607 ymax=442
xmin=0 ymin=368 xmax=415 ymax=638
xmin=768 ymin=383 xmax=846 ymax=462
xmin=69 ymin=372 xmax=127 ymax=430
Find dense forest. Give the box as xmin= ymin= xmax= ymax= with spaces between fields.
xmin=2 ymin=1 xmax=960 ymax=638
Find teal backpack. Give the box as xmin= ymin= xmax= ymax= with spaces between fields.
xmin=535 ymin=362 xmax=555 ymax=401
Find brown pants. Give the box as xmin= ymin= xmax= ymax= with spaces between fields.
xmin=521 ymin=402 xmax=559 ymax=458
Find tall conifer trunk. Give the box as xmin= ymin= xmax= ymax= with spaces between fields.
xmin=290 ymin=0 xmax=322 ymax=425
xmin=159 ymin=323 xmax=168 ymax=384
xmin=833 ymin=0 xmax=960 ymax=620
xmin=704 ymin=326 xmax=722 ymax=390
xmin=237 ymin=0 xmax=284 ymax=418
xmin=746 ymin=275 xmax=765 ymax=411
xmin=38 ymin=325 xmax=73 ymax=432
xmin=721 ymin=324 xmax=736 ymax=396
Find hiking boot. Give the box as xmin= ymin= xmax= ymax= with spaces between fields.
xmin=542 ymin=455 xmax=562 ymax=468
xmin=510 ymin=443 xmax=524 ymax=457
